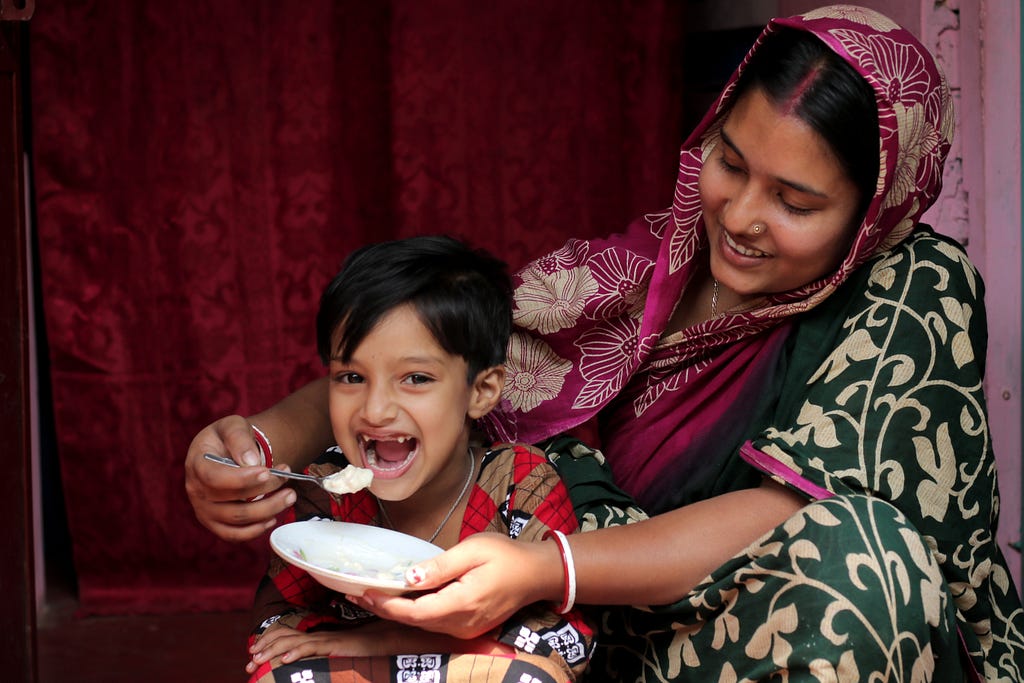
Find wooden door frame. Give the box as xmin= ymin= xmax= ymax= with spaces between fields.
xmin=0 ymin=3 xmax=37 ymax=681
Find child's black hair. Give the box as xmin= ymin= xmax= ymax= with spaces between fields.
xmin=315 ymin=235 xmax=512 ymax=381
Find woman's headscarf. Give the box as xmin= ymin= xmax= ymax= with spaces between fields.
xmin=486 ymin=5 xmax=955 ymax=445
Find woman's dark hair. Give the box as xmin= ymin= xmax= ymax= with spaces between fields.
xmin=315 ymin=235 xmax=512 ymax=381
xmin=733 ymin=28 xmax=879 ymax=216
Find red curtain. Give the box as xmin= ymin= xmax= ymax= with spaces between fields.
xmin=32 ymin=1 xmax=686 ymax=615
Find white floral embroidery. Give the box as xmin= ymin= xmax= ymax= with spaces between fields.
xmin=836 ymin=30 xmax=931 ymax=104
xmin=804 ymin=6 xmax=900 ymax=32
xmin=572 ymin=316 xmax=641 ymax=410
xmin=884 ymin=103 xmax=936 ymax=209
xmin=930 ymin=71 xmax=955 ymax=147
xmin=504 ymin=334 xmax=572 ymax=413
xmin=513 ymin=265 xmax=599 ymax=334
xmin=586 ymin=248 xmax=653 ymax=320
xmin=526 ymin=239 xmax=590 ymax=276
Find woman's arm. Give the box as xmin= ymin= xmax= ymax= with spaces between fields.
xmin=572 ymin=478 xmax=805 ymax=605
xmin=184 ymin=376 xmax=334 ymax=541
xmin=352 ymin=478 xmax=805 ymax=639
xmin=247 ymin=375 xmax=335 ymax=470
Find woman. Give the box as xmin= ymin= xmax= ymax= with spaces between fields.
xmin=186 ymin=6 xmax=1024 ymax=680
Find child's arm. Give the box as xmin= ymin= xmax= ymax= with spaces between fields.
xmin=246 ymin=619 xmax=512 ymax=673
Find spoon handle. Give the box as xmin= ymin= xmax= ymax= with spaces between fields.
xmin=203 ymin=452 xmax=320 ymax=483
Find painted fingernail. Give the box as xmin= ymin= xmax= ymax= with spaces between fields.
xmin=407 ymin=566 xmax=426 ymax=584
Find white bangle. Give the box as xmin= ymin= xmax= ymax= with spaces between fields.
xmin=548 ymin=530 xmax=577 ymax=614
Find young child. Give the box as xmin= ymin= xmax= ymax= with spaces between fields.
xmin=246 ymin=235 xmax=594 ymax=683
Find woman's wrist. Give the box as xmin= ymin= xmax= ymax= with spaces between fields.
xmin=536 ymin=531 xmax=577 ymax=611
xmin=545 ymin=530 xmax=577 ymax=613
xmin=249 ymin=423 xmax=274 ymax=468
xmin=246 ymin=377 xmax=334 ymax=472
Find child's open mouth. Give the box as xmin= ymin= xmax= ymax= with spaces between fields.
xmin=360 ymin=435 xmax=417 ymax=477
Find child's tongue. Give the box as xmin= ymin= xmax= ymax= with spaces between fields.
xmin=372 ymin=439 xmax=414 ymax=467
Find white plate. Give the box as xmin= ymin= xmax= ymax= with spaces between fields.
xmin=270 ymin=520 xmax=443 ymax=596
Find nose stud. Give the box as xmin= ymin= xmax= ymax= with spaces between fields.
xmin=750 ymin=222 xmax=766 ymax=235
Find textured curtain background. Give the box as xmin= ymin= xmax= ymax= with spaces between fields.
xmin=31 ymin=0 xmax=687 ymax=615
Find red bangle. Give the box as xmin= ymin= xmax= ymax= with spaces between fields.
xmin=545 ymin=530 xmax=577 ymax=614
xmin=251 ymin=424 xmax=273 ymax=468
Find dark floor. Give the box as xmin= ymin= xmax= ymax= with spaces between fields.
xmin=36 ymin=581 xmax=253 ymax=683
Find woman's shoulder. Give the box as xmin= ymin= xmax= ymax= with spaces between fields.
xmin=861 ymin=225 xmax=983 ymax=300
xmin=873 ymin=225 xmax=976 ymax=272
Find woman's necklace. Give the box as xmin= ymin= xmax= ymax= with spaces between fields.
xmin=711 ymin=279 xmax=764 ymax=319
xmin=711 ymin=279 xmax=722 ymax=318
xmin=376 ymin=447 xmax=476 ymax=543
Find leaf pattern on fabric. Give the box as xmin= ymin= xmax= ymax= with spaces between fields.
xmin=749 ymin=232 xmax=1023 ymax=677
xmin=547 ymin=425 xmax=964 ymax=679
xmin=812 ymin=327 xmax=882 ymax=383
xmin=667 ymin=149 xmax=704 ymax=275
xmin=631 ymin=354 xmax=711 ymax=419
xmin=644 ymin=209 xmax=672 ymax=239
xmin=546 ymin=233 xmax=1020 ymax=682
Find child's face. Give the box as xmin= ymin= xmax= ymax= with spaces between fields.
xmin=327 ymin=304 xmax=502 ymax=505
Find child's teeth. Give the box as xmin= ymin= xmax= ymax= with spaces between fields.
xmin=397 ymin=437 xmax=406 ymax=444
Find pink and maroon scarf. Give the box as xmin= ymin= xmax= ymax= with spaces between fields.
xmin=483 ymin=6 xmax=954 ymax=502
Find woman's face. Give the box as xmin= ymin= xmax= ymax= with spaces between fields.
xmin=699 ymin=87 xmax=863 ymax=298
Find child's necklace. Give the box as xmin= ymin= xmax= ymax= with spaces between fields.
xmin=376 ymin=447 xmax=476 ymax=544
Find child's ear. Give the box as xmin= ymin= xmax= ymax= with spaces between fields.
xmin=468 ymin=365 xmax=506 ymax=419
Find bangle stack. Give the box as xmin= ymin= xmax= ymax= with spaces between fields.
xmin=546 ymin=530 xmax=577 ymax=614
xmin=251 ymin=424 xmax=273 ymax=467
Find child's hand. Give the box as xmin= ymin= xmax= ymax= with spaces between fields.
xmin=245 ymin=620 xmax=513 ymax=674
xmin=245 ymin=620 xmax=401 ymax=673
xmin=247 ymin=623 xmax=329 ymax=673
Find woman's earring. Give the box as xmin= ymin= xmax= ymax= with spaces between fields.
xmin=750 ymin=222 xmax=766 ymax=235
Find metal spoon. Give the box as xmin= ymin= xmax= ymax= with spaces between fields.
xmin=203 ymin=452 xmax=344 ymax=491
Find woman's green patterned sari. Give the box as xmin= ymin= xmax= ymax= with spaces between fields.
xmin=488 ymin=6 xmax=1024 ymax=680
xmin=550 ymin=230 xmax=1023 ymax=681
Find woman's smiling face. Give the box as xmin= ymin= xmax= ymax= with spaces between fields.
xmin=699 ymin=87 xmax=864 ymax=298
